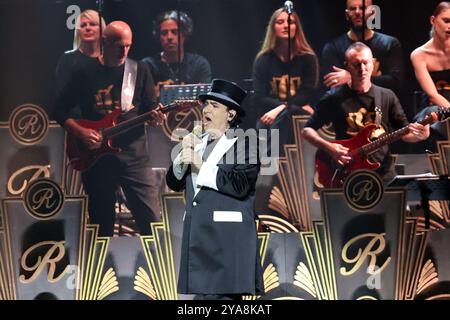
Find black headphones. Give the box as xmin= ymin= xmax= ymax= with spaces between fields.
xmin=152 ymin=10 xmax=193 ymax=39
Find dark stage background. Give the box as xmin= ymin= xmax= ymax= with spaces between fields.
xmin=0 ymin=0 xmax=440 ymax=124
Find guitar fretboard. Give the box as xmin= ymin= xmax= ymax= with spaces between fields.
xmin=103 ymin=101 xmax=197 ymax=138
xmin=357 ymin=108 xmax=449 ymax=156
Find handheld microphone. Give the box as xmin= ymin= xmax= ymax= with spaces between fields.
xmin=284 ymin=1 xmax=294 ymax=14
xmin=180 ymin=125 xmax=205 ymax=168
xmin=191 ymin=124 xmax=203 ymax=139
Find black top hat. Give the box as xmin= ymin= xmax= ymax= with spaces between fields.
xmin=198 ymin=79 xmax=247 ymax=116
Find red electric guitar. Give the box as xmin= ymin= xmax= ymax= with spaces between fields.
xmin=315 ymin=110 xmax=445 ymax=188
xmin=66 ymin=100 xmax=200 ymax=171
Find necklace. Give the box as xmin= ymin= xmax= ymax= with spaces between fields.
xmin=161 ymin=52 xmax=182 ymax=83
xmin=166 ymin=62 xmax=180 ymax=81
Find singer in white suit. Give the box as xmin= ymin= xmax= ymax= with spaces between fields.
xmin=166 ymin=79 xmax=264 ymax=299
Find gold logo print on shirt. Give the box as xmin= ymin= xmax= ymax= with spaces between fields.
xmin=346 ymin=107 xmax=385 ymax=139
xmin=271 ymin=75 xmax=302 ymax=100
xmin=94 ymin=85 xmax=120 ymax=114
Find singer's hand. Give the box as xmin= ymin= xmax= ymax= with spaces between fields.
xmin=182 ymin=133 xmax=202 ymax=150
xmin=180 ymin=148 xmax=203 ymax=171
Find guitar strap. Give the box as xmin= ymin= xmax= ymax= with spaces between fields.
xmin=121 ymin=58 xmax=138 ymax=112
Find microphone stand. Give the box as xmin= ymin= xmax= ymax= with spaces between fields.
xmin=176 ymin=1 xmax=182 ymax=84
xmin=286 ymin=9 xmax=292 ymax=109
xmin=97 ymin=0 xmax=104 ymax=55
xmin=362 ymin=0 xmax=366 ymax=43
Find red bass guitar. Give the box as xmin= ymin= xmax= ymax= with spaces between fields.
xmin=66 ymin=100 xmax=199 ymax=171
xmin=315 ymin=111 xmax=442 ymax=188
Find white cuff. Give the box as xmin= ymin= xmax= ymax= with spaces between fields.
xmin=172 ymin=153 xmax=188 ymax=180
xmin=196 ymin=161 xmax=219 ymax=190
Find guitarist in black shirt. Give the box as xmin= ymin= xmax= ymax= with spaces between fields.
xmin=302 ymin=42 xmax=430 ymax=186
xmin=53 ymin=21 xmax=166 ymax=236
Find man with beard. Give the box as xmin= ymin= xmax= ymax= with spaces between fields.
xmin=321 ymin=0 xmax=404 ymax=95
xmin=142 ymin=10 xmax=211 ymax=97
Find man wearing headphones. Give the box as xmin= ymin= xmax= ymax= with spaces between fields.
xmin=142 ymin=10 xmax=212 ymax=97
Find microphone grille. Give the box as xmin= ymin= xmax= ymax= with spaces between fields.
xmin=192 ymin=125 xmax=203 ymax=137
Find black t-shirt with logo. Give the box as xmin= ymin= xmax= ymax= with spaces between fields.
xmin=252 ymin=51 xmax=319 ymax=118
xmin=305 ymin=84 xmax=409 ymax=180
xmin=52 ymin=58 xmax=157 ymax=165
xmin=55 ymin=49 xmax=97 ymax=94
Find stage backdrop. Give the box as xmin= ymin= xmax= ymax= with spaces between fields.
xmin=0 ymin=0 xmax=442 ymax=123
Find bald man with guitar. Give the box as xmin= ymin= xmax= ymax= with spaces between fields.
xmin=53 ymin=21 xmax=174 ymax=236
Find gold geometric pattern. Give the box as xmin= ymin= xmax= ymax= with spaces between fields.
xmin=241 ymin=230 xmax=271 ymax=300
xmin=268 ymin=186 xmax=289 ymax=219
xmin=300 ymin=221 xmax=337 ymax=300
xmin=242 ymin=263 xmax=279 ymax=300
xmin=134 ymin=267 xmax=157 ymax=300
xmin=293 ymin=262 xmax=317 ymax=298
xmin=140 ymin=221 xmax=177 ymax=300
xmin=77 ymin=225 xmax=113 ymax=300
xmin=276 ymin=116 xmax=314 ymax=231
xmin=138 ymin=192 xmax=178 ymax=300
xmin=300 ymin=200 xmax=439 ymax=299
xmin=0 ymin=207 xmax=15 ymax=300
xmin=97 ymin=268 xmax=119 ymax=300
xmin=416 ymin=259 xmax=439 ymax=295
xmin=427 ymin=122 xmax=450 ymax=227
xmin=422 ymin=201 xmax=447 ymax=231
xmin=63 ymin=161 xmax=84 ymax=195
xmin=272 ymin=116 xmax=335 ymax=232
xmin=263 ymin=263 xmax=280 ymax=293
xmin=425 ymin=294 xmax=450 ymax=300
xmin=398 ymin=218 xmax=429 ymax=300
xmin=258 ymin=214 xmax=299 ymax=233
xmin=278 ymin=145 xmax=312 ymax=231
xmin=258 ymin=232 xmax=270 ymax=268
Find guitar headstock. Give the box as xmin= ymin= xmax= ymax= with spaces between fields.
xmin=423 ymin=112 xmax=439 ymax=125
xmin=435 ymin=106 xmax=450 ymax=121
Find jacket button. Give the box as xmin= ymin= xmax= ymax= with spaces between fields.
xmin=193 ymin=201 xmax=197 ymax=206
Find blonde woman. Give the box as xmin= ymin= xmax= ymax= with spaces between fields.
xmin=252 ymin=7 xmax=318 ymax=154
xmin=56 ymin=9 xmax=106 ymax=92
